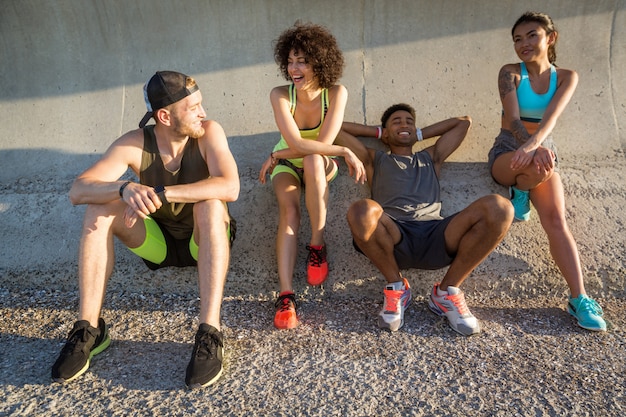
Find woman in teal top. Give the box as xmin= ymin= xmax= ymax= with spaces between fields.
xmin=259 ymin=22 xmax=365 ymax=329
xmin=488 ymin=12 xmax=606 ymax=331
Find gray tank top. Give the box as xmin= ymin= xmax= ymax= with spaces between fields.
xmin=371 ymin=150 xmax=442 ymax=221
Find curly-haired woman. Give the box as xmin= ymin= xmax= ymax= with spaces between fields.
xmin=259 ymin=22 xmax=365 ymax=329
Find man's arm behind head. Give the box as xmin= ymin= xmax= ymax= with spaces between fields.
xmin=334 ymin=129 xmax=375 ymax=182
xmin=422 ymin=116 xmax=472 ymax=173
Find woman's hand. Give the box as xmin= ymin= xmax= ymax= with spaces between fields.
xmin=532 ymin=146 xmax=556 ymax=174
xmin=343 ymin=148 xmax=366 ymax=184
xmin=510 ymin=143 xmax=536 ymax=171
xmin=259 ymin=153 xmax=278 ymax=184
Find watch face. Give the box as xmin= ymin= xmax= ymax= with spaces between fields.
xmin=154 ymin=185 xmax=167 ymax=203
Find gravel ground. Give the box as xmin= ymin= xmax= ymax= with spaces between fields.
xmin=1 ymin=283 xmax=624 ymax=417
xmin=2 ymin=159 xmax=625 ymax=416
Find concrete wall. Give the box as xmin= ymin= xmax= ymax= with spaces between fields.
xmin=1 ymin=1 xmax=625 ymax=298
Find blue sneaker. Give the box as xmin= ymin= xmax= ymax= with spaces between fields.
xmin=567 ymin=294 xmax=606 ymax=332
xmin=509 ymin=186 xmax=530 ymax=221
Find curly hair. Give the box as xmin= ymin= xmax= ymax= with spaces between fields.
xmin=381 ymin=103 xmax=416 ymax=129
xmin=273 ymin=21 xmax=344 ymax=89
xmin=512 ymin=11 xmax=559 ymax=64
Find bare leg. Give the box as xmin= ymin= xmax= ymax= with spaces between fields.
xmin=530 ymin=173 xmax=585 ymax=297
xmin=302 ymin=154 xmax=331 ymax=247
xmin=194 ymin=200 xmax=231 ymax=330
xmin=78 ymin=200 xmax=146 ymax=327
xmin=273 ymin=173 xmax=302 ymax=294
xmin=346 ymin=199 xmax=403 ymax=283
xmin=440 ymin=194 xmax=513 ymax=289
xmin=491 ymin=152 xmax=553 ymax=189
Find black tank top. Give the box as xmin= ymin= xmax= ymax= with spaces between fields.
xmin=140 ymin=126 xmax=209 ymax=239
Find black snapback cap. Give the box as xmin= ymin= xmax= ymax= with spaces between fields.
xmin=138 ymin=71 xmax=200 ymax=128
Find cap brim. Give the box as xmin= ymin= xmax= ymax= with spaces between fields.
xmin=138 ymin=111 xmax=153 ymax=128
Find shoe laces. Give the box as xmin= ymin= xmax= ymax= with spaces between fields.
xmin=275 ymin=293 xmax=297 ymax=312
xmin=195 ymin=330 xmax=223 ymax=361
xmin=306 ymin=245 xmax=326 ymax=267
xmin=445 ymin=292 xmax=470 ymax=316
xmin=383 ymin=290 xmax=401 ymax=313
xmin=577 ymin=296 xmax=604 ymax=316
xmin=62 ymin=325 xmax=95 ymax=355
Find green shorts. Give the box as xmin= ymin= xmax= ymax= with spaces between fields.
xmin=271 ymin=157 xmax=339 ymax=185
xmin=128 ymin=215 xmax=236 ymax=270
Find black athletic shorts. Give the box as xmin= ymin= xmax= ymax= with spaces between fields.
xmin=353 ymin=214 xmax=456 ymax=270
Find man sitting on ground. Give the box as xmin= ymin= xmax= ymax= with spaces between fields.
xmin=51 ymin=71 xmax=239 ymax=388
xmin=338 ymin=104 xmax=513 ymax=335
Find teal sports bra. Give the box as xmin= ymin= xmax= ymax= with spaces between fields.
xmin=517 ymin=62 xmax=557 ymax=122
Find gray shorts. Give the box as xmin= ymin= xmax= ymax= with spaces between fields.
xmin=487 ymin=129 xmax=558 ymax=173
xmin=353 ymin=214 xmax=456 ymax=270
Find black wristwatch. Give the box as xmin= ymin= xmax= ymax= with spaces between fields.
xmin=153 ymin=185 xmax=168 ymax=203
xmin=119 ymin=181 xmax=131 ymax=198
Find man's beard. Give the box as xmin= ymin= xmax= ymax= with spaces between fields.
xmin=172 ymin=117 xmax=205 ymax=138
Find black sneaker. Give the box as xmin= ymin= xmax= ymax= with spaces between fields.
xmin=185 ymin=324 xmax=224 ymax=388
xmin=51 ymin=318 xmax=111 ymax=382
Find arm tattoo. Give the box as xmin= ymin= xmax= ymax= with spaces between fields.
xmin=498 ymin=69 xmax=515 ymax=101
xmin=499 ymin=68 xmax=528 ymax=145
xmin=510 ymin=119 xmax=530 ymax=146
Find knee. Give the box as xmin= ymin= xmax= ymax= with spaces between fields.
xmin=527 ymin=167 xmax=554 ymax=185
xmin=482 ymin=194 xmax=515 ymax=228
xmin=539 ymin=208 xmax=568 ymax=234
xmin=83 ymin=201 xmax=124 ymax=225
xmin=302 ymin=154 xmax=326 ymax=178
xmin=302 ymin=153 xmax=324 ymax=167
xmin=82 ymin=201 xmax=132 ymax=240
xmin=347 ymin=199 xmax=381 ymax=233
xmin=460 ymin=115 xmax=472 ymax=129
xmin=278 ymin=200 xmax=301 ymax=226
xmin=193 ymin=199 xmax=228 ymax=227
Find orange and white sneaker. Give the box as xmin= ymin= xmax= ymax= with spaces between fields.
xmin=428 ymin=283 xmax=480 ymax=336
xmin=306 ymin=244 xmax=328 ymax=286
xmin=274 ymin=292 xmax=298 ymax=329
xmin=378 ymin=278 xmax=412 ymax=332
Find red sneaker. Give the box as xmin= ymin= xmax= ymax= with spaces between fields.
xmin=306 ymin=244 xmax=328 ymax=286
xmin=274 ymin=292 xmax=298 ymax=329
